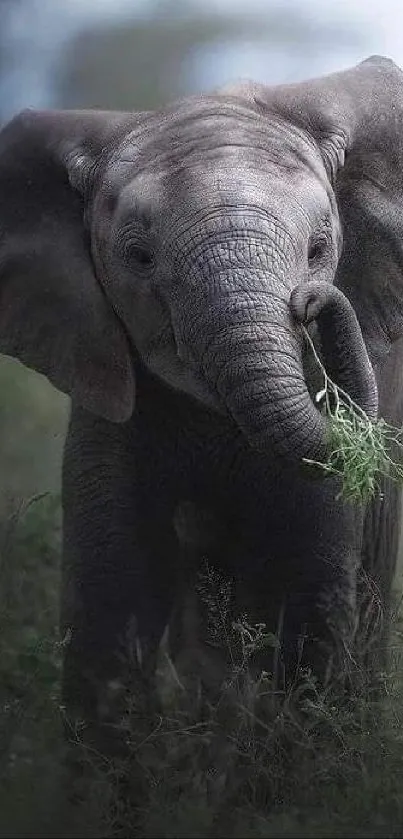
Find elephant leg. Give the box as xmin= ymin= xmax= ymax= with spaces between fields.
xmin=225 ymin=474 xmax=365 ymax=690
xmin=59 ymin=406 xmax=179 ymax=747
xmin=361 ymin=478 xmax=402 ymax=673
xmin=168 ymin=501 xmax=226 ymax=695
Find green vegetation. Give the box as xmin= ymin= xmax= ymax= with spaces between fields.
xmin=302 ymin=327 xmax=403 ymax=504
xmin=1 ymin=357 xmax=403 ymax=838
xmin=0 ymin=358 xmax=68 ymax=836
xmin=1 ymin=500 xmax=403 ymax=837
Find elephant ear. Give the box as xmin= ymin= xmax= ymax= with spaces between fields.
xmin=0 ymin=107 xmax=136 ymax=421
xmin=290 ymin=55 xmax=403 ymax=368
xmin=227 ymin=56 xmax=403 ymax=367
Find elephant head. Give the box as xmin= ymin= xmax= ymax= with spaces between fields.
xmin=0 ymin=56 xmax=403 ymax=465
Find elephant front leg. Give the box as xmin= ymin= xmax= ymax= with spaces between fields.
xmin=236 ymin=476 xmax=364 ymax=690
xmin=60 ymin=407 xmax=179 ymax=753
xmin=169 ymin=500 xmax=229 ymax=694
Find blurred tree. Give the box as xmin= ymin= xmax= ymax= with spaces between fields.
xmin=58 ymin=0 xmax=362 ymax=111
xmin=0 ymin=0 xmax=21 ymax=119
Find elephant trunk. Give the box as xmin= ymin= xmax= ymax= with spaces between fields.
xmin=173 ymin=277 xmax=378 ymax=465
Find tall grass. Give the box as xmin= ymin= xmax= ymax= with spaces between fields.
xmin=1 ymin=493 xmax=403 ymax=837
xmin=40 ymin=560 xmax=403 ymax=838
xmin=1 ymin=358 xmax=403 ymax=837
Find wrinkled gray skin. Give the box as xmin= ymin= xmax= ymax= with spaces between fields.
xmin=0 ymin=56 xmax=403 ymax=732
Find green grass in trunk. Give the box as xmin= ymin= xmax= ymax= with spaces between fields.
xmin=302 ymin=327 xmax=403 ymax=503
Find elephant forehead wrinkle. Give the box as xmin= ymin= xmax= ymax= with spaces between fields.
xmin=166 ymin=190 xmax=311 ymax=256
xmin=184 ymin=235 xmax=291 ymax=276
xmin=164 ymin=205 xmax=299 ymax=266
xmin=117 ymin=98 xmax=317 ymax=179
xmin=162 ymin=160 xmax=324 ymax=231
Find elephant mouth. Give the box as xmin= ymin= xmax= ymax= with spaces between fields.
xmin=134 ymin=325 xmax=229 ymax=415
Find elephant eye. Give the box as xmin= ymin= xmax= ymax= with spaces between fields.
xmin=308 ymin=236 xmax=327 ymax=266
xmin=127 ymin=243 xmax=154 ymax=269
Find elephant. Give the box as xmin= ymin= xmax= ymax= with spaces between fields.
xmin=0 ymin=55 xmax=403 ymax=732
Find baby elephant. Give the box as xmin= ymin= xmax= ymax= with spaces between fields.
xmin=0 ymin=56 xmax=401 ymax=737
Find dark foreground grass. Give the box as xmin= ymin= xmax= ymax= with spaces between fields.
xmin=1 ymin=495 xmax=403 ymax=838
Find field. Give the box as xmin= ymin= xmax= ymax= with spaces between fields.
xmin=1 ymin=358 xmax=403 ymax=838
